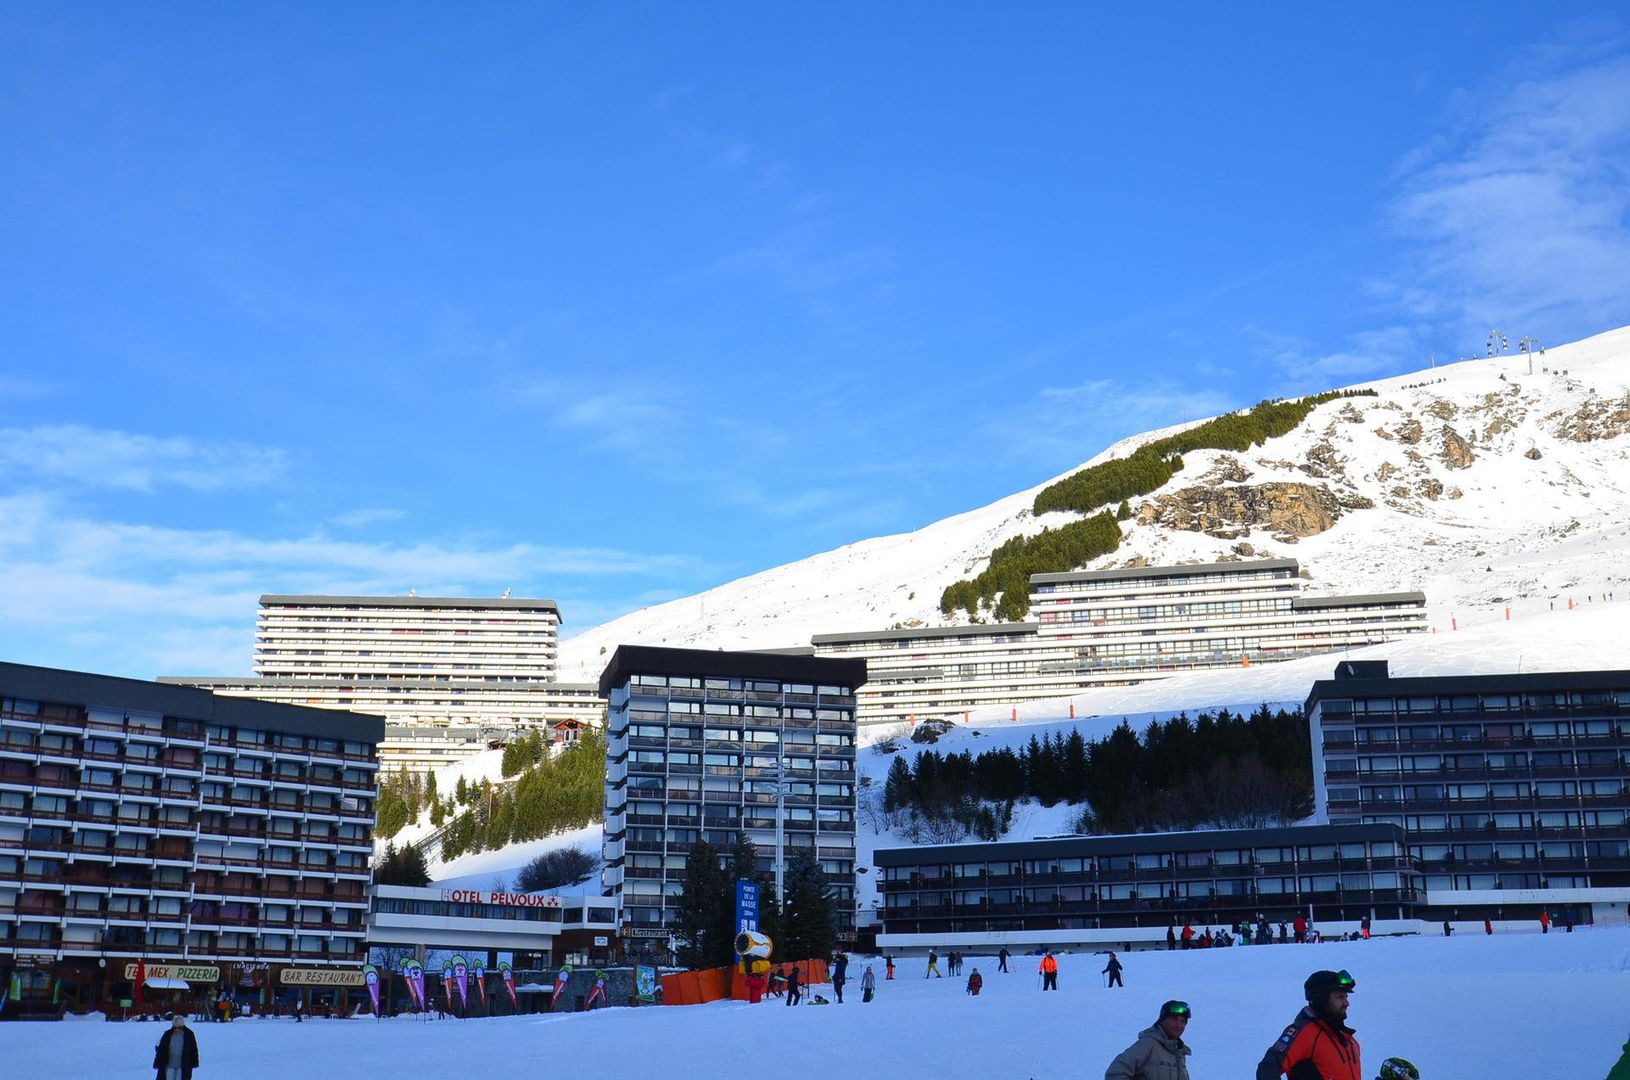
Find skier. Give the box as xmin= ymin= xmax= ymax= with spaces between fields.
xmin=1539 ymin=910 xmax=1550 ymax=934
xmin=1039 ymin=951 xmax=1059 ymax=991
xmin=1293 ymin=914 xmax=1307 ymax=944
xmin=1104 ymin=999 xmax=1192 ymax=1080
xmin=293 ymin=998 xmax=304 ymax=1023
xmin=1376 ymin=1059 xmax=1421 ymax=1080
xmin=966 ymin=968 xmax=983 ymax=996
xmin=885 ymin=955 xmax=895 ymax=980
xmin=152 ymin=1015 xmax=200 ymax=1080
xmin=1442 ymin=919 xmax=1452 ymax=937
xmin=832 ymin=952 xmax=848 ymax=1004
xmin=926 ymin=950 xmax=942 ymax=978
xmin=998 ymin=946 xmax=1010 ymax=973
xmin=1181 ymin=923 xmax=1195 ymax=949
xmin=861 ymin=965 xmax=875 ymax=1003
xmin=1563 ymin=908 xmax=1575 ymax=932
xmin=1255 ymin=969 xmax=1360 ymax=1080
xmin=1360 ymin=915 xmax=1371 ymax=940
xmin=1483 ymin=918 xmax=1493 ymax=935
xmin=785 ymin=965 xmax=802 ymax=1007
xmin=1166 ymin=926 xmax=1177 ymax=951
xmin=1103 ymin=951 xmax=1124 ymax=989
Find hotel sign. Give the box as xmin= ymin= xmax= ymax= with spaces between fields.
xmin=124 ymin=963 xmax=220 ymax=982
xmin=280 ymin=968 xmax=365 ymax=987
xmin=440 ymin=889 xmax=562 ymax=908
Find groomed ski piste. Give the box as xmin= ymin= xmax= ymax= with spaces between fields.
xmin=17 ymin=926 xmax=1630 ymax=1079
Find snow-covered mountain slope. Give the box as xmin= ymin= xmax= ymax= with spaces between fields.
xmin=560 ymin=324 xmax=1630 ymax=681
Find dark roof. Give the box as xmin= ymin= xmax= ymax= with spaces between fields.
xmin=598 ymin=645 xmax=867 ymax=697
xmin=1291 ymin=591 xmax=1426 ymax=610
xmin=0 ymin=661 xmax=385 ymax=742
xmin=1305 ymin=666 xmax=1630 ymax=712
xmin=1030 ymin=558 xmax=1299 ymax=586
xmin=811 ymin=622 xmax=1037 ymax=645
xmin=260 ymin=594 xmax=559 ymax=614
xmin=874 ymin=822 xmax=1403 ymax=866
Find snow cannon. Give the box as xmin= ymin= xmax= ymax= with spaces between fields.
xmin=735 ymin=930 xmax=772 ymax=961
xmin=734 ymin=930 xmax=774 ymax=1002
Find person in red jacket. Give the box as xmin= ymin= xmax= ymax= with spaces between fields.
xmin=1293 ymin=915 xmax=1308 ymax=944
xmin=1038 ymin=952 xmax=1059 ymax=991
xmin=1256 ymin=969 xmax=1361 ymax=1080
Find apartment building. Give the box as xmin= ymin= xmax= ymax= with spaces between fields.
xmin=814 ymin=559 xmax=1427 ymax=725
xmin=0 ymin=661 xmax=381 ymax=1015
xmin=165 ymin=594 xmax=604 ymax=773
xmin=1307 ymin=661 xmax=1630 ymax=924
xmin=876 ymin=823 xmax=1422 ymax=952
xmin=254 ymin=594 xmax=561 ymax=681
xmin=598 ymin=646 xmax=866 ymax=946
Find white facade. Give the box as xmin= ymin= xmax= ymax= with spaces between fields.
xmin=815 ymin=559 xmax=1428 ymax=725
xmin=255 ymin=595 xmax=561 ymax=682
xmin=165 ymin=595 xmax=605 ymax=772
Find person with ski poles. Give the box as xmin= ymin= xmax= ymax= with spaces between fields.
xmin=784 ymin=965 xmax=802 ymax=1007
xmin=1256 ymin=969 xmax=1361 ymax=1080
xmin=997 ymin=946 xmax=1010 ymax=973
xmin=1038 ymin=951 xmax=1058 ymax=991
xmin=1104 ymin=999 xmax=1192 ymax=1080
xmin=1102 ymin=951 xmax=1124 ymax=988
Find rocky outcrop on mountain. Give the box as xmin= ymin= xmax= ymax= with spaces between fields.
xmin=1439 ymin=426 xmax=1476 ymax=469
xmin=1425 ymin=398 xmax=1459 ymax=421
xmin=1202 ymin=456 xmax=1253 ymax=484
xmin=1547 ymin=394 xmax=1630 ymax=442
xmin=1395 ymin=419 xmax=1424 ymax=445
xmin=1136 ymin=481 xmax=1372 ymax=542
xmin=1525 ymin=447 xmax=1543 ymax=460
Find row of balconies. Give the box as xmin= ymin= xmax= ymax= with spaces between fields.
xmin=1335 ymin=794 xmax=1630 ymax=812
xmin=1330 ymin=764 xmax=1629 ymax=782
xmin=878 ymin=858 xmax=1416 ymax=891
xmin=882 ymin=888 xmax=1423 ymax=920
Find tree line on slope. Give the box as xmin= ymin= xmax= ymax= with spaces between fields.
xmin=940 ymin=389 xmax=1376 ymax=620
xmin=880 ymin=705 xmax=1313 ymax=837
xmin=373 ymin=727 xmax=606 ymax=863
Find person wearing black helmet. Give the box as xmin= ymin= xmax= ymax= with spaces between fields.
xmin=1255 ymin=969 xmax=1361 ymax=1080
xmin=1104 ymin=999 xmax=1193 ymax=1080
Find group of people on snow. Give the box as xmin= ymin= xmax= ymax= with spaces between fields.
xmin=1102 ymin=966 xmax=1418 ymax=1080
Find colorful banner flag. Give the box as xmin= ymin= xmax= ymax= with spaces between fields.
xmin=585 ymin=971 xmax=607 ymax=1010
xmin=363 ymin=965 xmax=381 ymax=1017
xmin=451 ymin=955 xmax=469 ymax=1011
xmin=549 ymin=964 xmax=571 ymax=1012
xmin=134 ymin=959 xmax=147 ymax=1005
xmin=441 ymin=962 xmax=455 ymax=1012
xmin=473 ymin=961 xmax=487 ymax=1010
xmin=401 ymin=959 xmax=425 ymax=1011
xmin=498 ymin=961 xmax=517 ymax=1010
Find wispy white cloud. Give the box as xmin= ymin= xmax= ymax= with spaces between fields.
xmin=993 ymin=377 xmax=1239 ymax=471
xmin=0 ymin=492 xmax=714 ymax=676
xmin=0 ymin=424 xmax=287 ymax=492
xmin=1247 ymin=325 xmax=1426 ymax=387
xmin=1382 ymin=53 xmax=1630 ymax=340
xmin=329 ymin=507 xmax=407 ymax=529
xmin=0 ymin=375 xmax=59 ymax=401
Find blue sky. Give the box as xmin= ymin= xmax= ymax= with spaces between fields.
xmin=3 ymin=4 xmax=1630 ymax=678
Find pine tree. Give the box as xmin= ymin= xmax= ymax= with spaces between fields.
xmin=672 ymin=839 xmax=726 ymax=970
xmin=779 ymin=848 xmax=835 ymax=963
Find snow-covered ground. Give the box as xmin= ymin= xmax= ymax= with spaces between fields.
xmin=20 ymin=927 xmax=1630 ymax=1080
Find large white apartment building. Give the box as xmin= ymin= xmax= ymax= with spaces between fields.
xmin=165 ymin=595 xmax=604 ymax=773
xmin=813 ymin=559 xmax=1427 ymax=725
xmin=253 ymin=594 xmax=561 ymax=682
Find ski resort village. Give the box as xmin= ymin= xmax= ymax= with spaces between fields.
xmin=5 ymin=9 xmax=1630 ymax=1080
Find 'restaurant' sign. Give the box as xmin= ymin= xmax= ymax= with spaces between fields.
xmin=125 ymin=963 xmax=220 ymax=982
xmin=279 ymin=968 xmax=366 ymax=987
xmin=439 ymin=889 xmax=562 ymax=908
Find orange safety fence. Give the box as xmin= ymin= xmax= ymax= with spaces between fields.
xmin=664 ymin=958 xmax=831 ymax=1006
